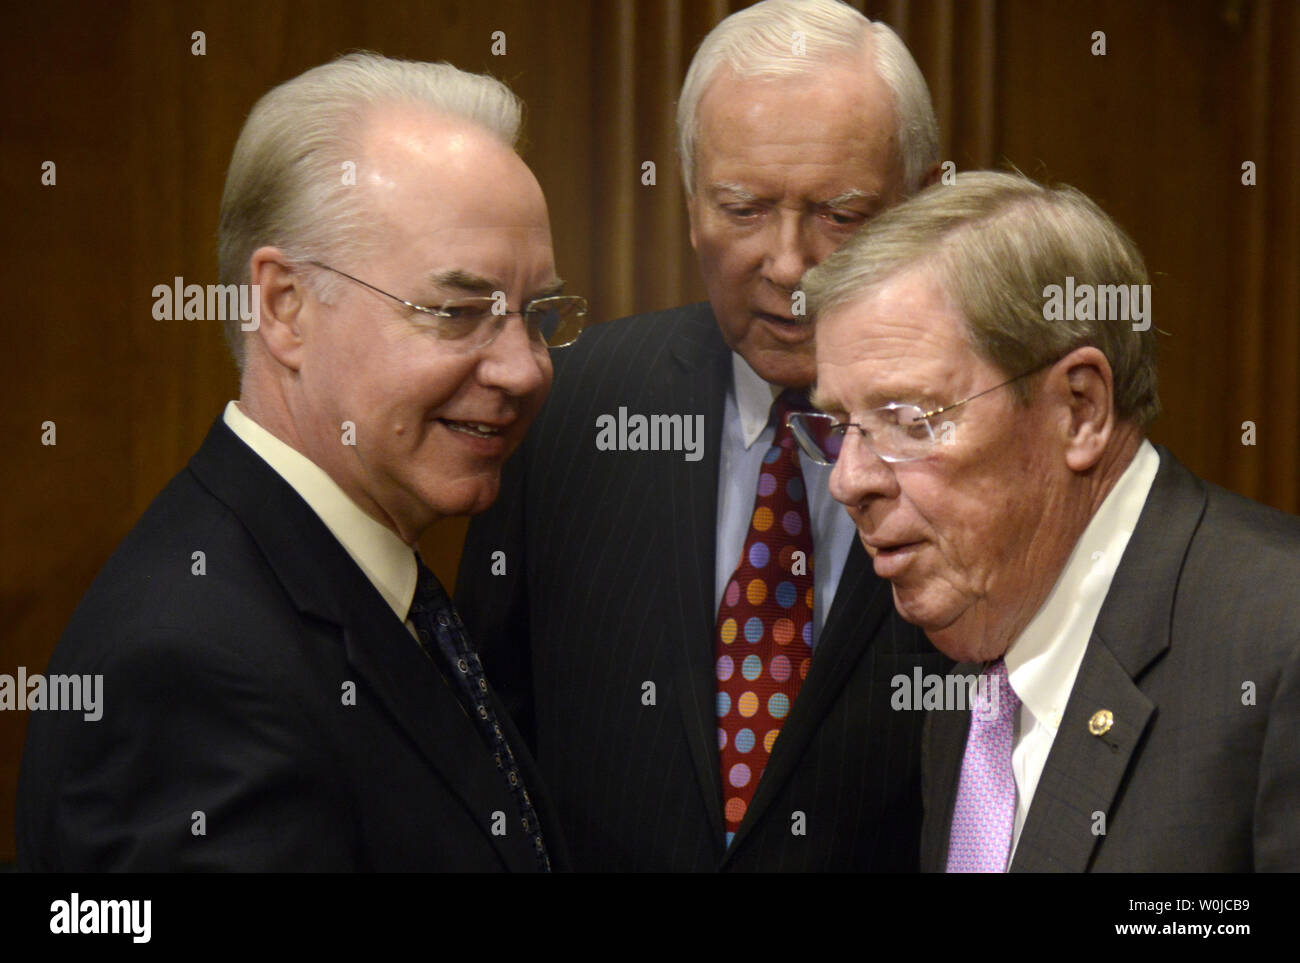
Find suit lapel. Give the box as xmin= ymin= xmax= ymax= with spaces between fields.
xmin=922 ymin=447 xmax=1209 ymax=872
xmin=920 ymin=661 xmax=977 ymax=872
xmin=189 ymin=418 xmax=539 ymax=872
xmin=659 ymin=307 xmax=732 ymax=848
xmin=1009 ymin=640 xmax=1155 ymax=871
xmin=1010 ymin=446 xmax=1208 ymax=871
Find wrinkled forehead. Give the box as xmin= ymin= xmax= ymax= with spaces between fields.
xmin=811 ymin=272 xmax=977 ymax=410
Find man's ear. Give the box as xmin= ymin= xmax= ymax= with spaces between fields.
xmin=248 ymin=247 xmax=307 ymax=371
xmin=1053 ymin=346 xmax=1116 ymax=473
xmin=685 ymin=190 xmax=700 ymax=253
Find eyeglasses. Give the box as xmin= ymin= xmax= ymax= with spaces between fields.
xmin=787 ymin=360 xmax=1056 ymax=465
xmin=306 ymin=261 xmax=590 ymax=350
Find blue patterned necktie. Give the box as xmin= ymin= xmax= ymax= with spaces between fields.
xmin=408 ymin=555 xmax=551 ymax=871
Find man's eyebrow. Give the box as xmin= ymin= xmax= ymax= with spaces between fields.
xmin=427 ymin=269 xmax=501 ymax=296
xmin=528 ymin=277 xmax=566 ymax=301
xmin=820 ymin=188 xmax=878 ymax=208
xmin=707 ymin=182 xmax=762 ymax=202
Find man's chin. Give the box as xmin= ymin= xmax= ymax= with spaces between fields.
xmin=737 ymin=342 xmax=815 ymax=389
xmin=890 ymin=585 xmax=975 ymax=660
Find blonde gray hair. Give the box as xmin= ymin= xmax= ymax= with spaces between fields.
xmin=802 ymin=170 xmax=1160 ymax=427
xmin=676 ymin=0 xmax=939 ymax=196
xmin=217 ymin=52 xmax=522 ymax=370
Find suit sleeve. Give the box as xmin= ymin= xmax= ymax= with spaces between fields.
xmin=1254 ymin=635 xmax=1300 ymax=870
xmin=455 ymin=437 xmax=537 ymax=753
xmin=40 ymin=626 xmax=356 ymax=871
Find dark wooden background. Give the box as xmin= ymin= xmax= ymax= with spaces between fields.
xmin=2 ymin=0 xmax=1296 ymax=862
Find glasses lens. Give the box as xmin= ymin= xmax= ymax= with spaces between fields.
xmin=437 ymin=298 xmax=498 ymax=345
xmin=531 ymin=297 xmax=589 ymax=348
xmin=876 ymin=404 xmax=933 ymax=461
xmin=788 ymin=413 xmax=843 ymax=465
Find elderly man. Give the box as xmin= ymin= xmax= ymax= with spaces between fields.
xmin=800 ymin=170 xmax=1300 ymax=872
xmin=456 ymin=0 xmax=945 ymax=871
xmin=17 ymin=53 xmax=588 ymax=871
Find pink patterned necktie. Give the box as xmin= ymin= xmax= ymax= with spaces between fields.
xmin=946 ymin=658 xmax=1021 ymax=873
xmin=714 ymin=389 xmax=815 ymax=848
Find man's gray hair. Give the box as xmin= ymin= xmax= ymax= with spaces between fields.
xmin=676 ymin=0 xmax=939 ymax=196
xmin=802 ymin=170 xmax=1161 ymax=428
xmin=217 ymin=52 xmax=522 ymax=371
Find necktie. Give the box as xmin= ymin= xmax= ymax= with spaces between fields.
xmin=407 ymin=555 xmax=551 ymax=871
xmin=946 ymin=658 xmax=1021 ymax=872
xmin=714 ymin=389 xmax=815 ymax=847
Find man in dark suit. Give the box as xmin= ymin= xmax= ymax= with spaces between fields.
xmin=802 ymin=169 xmax=1300 ymax=872
xmin=17 ymin=53 xmax=589 ymax=871
xmin=456 ymin=0 xmax=947 ymax=871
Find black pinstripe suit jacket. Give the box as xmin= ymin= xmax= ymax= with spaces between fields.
xmin=456 ymin=303 xmax=949 ymax=871
xmin=920 ymin=447 xmax=1300 ymax=871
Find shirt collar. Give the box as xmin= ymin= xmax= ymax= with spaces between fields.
xmin=1004 ymin=439 xmax=1161 ymax=730
xmin=222 ymin=401 xmax=418 ymax=623
xmin=731 ymin=352 xmax=783 ymax=449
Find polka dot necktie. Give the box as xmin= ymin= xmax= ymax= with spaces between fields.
xmin=714 ymin=389 xmax=815 ymax=847
xmin=946 ymin=658 xmax=1021 ymax=873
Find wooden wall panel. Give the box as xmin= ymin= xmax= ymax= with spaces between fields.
xmin=2 ymin=0 xmax=1295 ymax=862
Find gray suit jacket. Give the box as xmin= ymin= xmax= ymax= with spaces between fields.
xmin=921 ymin=446 xmax=1300 ymax=871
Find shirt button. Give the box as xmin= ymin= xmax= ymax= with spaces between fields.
xmin=457 ymin=658 xmax=469 ymax=673
xmin=478 ymin=706 xmax=489 ymax=719
xmin=436 ymin=613 xmax=450 ymax=628
xmin=478 ymin=678 xmax=488 ymax=692
xmin=508 ymin=771 xmax=519 ymax=786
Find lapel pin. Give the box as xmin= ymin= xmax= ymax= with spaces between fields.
xmin=1088 ymin=709 xmax=1114 ymax=736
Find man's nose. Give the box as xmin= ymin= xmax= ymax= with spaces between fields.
xmin=828 ymin=429 xmax=899 ymax=509
xmin=478 ymin=316 xmax=550 ymax=396
xmin=763 ymin=211 xmax=818 ymax=293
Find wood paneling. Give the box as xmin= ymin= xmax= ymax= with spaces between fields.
xmin=2 ymin=0 xmax=1295 ymax=861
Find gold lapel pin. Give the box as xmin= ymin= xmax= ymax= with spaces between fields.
xmin=1088 ymin=709 xmax=1114 ymax=736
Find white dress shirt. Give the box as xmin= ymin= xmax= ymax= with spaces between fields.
xmin=1004 ymin=439 xmax=1160 ymax=862
xmin=714 ymin=353 xmax=857 ymax=646
xmin=222 ymin=401 xmax=417 ymax=625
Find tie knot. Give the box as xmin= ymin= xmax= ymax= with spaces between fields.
xmin=411 ymin=552 xmax=449 ymax=614
xmin=770 ymin=389 xmax=811 ymax=445
xmin=971 ymin=658 xmax=1019 ymax=726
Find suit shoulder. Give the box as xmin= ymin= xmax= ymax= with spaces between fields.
xmin=552 ymin=302 xmax=717 ymax=378
xmin=1197 ymin=480 xmax=1300 ymax=576
xmin=55 ymin=467 xmax=317 ymax=676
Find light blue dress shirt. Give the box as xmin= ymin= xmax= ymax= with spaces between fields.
xmin=713 ymin=353 xmax=857 ymax=649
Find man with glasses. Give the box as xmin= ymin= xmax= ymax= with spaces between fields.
xmin=17 ymin=53 xmax=586 ymax=871
xmin=457 ymin=0 xmax=948 ymax=871
xmin=802 ymin=169 xmax=1300 ymax=871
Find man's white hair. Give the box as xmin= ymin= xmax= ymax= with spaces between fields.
xmin=217 ymin=51 xmax=522 ymax=371
xmin=676 ymin=0 xmax=939 ymax=197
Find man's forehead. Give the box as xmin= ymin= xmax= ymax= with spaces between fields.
xmin=812 ymin=280 xmax=972 ymax=405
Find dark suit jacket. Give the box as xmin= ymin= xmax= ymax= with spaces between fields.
xmin=456 ymin=303 xmax=948 ymax=871
xmin=17 ymin=418 xmax=565 ymax=871
xmin=920 ymin=447 xmax=1300 ymax=872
